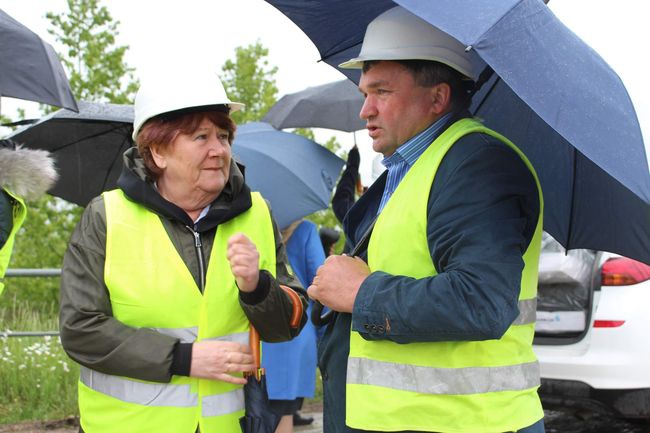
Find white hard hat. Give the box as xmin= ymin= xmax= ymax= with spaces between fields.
xmin=339 ymin=6 xmax=483 ymax=81
xmin=132 ymin=70 xmax=244 ymax=141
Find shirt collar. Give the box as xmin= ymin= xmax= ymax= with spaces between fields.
xmin=382 ymin=112 xmax=455 ymax=169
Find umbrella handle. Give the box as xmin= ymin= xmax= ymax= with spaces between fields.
xmin=246 ymin=285 xmax=303 ymax=381
xmin=247 ymin=326 xmax=263 ymax=381
xmin=311 ymin=300 xmax=334 ymax=326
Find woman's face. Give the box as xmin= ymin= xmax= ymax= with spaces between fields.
xmin=152 ymin=118 xmax=232 ymax=201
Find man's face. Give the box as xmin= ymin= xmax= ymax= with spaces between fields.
xmin=358 ymin=61 xmax=439 ymax=157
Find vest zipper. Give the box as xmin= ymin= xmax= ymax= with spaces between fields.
xmin=186 ymin=226 xmax=206 ymax=293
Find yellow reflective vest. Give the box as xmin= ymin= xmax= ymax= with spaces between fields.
xmin=0 ymin=188 xmax=26 ymax=296
xmin=346 ymin=118 xmax=544 ymax=433
xmin=77 ymin=189 xmax=276 ymax=433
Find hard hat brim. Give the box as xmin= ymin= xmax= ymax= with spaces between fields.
xmin=132 ymin=101 xmax=244 ymax=142
xmin=339 ymin=53 xmax=477 ymax=82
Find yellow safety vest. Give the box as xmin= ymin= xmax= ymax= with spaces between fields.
xmin=346 ymin=118 xmax=544 ymax=433
xmin=78 ymin=189 xmax=276 ymax=433
xmin=0 ymin=188 xmax=27 ymax=296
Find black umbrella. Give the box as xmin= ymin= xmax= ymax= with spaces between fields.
xmin=262 ymin=79 xmax=365 ymax=132
xmin=265 ymin=0 xmax=650 ymax=264
xmin=6 ymin=101 xmax=133 ymax=206
xmin=0 ymin=9 xmax=77 ymax=112
xmin=240 ymin=327 xmax=280 ymax=433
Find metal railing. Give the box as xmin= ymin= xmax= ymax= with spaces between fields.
xmin=5 ymin=268 xmax=61 ymax=277
xmin=2 ymin=268 xmax=61 ymax=337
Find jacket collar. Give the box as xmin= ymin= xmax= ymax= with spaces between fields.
xmin=117 ymin=147 xmax=252 ymax=231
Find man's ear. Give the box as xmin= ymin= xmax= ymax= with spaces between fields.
xmin=431 ymin=82 xmax=452 ymax=115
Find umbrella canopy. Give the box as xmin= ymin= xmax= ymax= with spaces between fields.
xmin=262 ymin=79 xmax=365 ymax=132
xmin=0 ymin=9 xmax=77 ymax=112
xmin=233 ymin=122 xmax=345 ymax=229
xmin=7 ymin=101 xmax=133 ymax=206
xmin=265 ymin=0 xmax=650 ymax=264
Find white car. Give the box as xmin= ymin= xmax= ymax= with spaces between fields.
xmin=533 ymin=234 xmax=650 ymax=419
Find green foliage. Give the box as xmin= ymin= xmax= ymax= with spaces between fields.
xmin=322 ymin=135 xmax=343 ymax=157
xmin=0 ymin=302 xmax=79 ymax=423
xmin=2 ymin=0 xmax=136 ymax=311
xmin=1 ymin=108 xmax=26 ymax=129
xmin=221 ymin=41 xmax=278 ymax=124
xmin=46 ymin=0 xmax=138 ymax=105
xmin=293 ymin=128 xmax=315 ymax=140
xmin=293 ymin=128 xmax=344 ymax=157
xmin=219 ymin=42 xmax=348 ymax=249
xmin=0 ymin=114 xmax=11 ymax=127
xmin=3 ymin=197 xmax=82 ymax=310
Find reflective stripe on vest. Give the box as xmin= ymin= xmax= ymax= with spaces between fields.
xmin=347 ymin=358 xmax=540 ymax=395
xmin=78 ymin=189 xmax=276 ymax=433
xmin=0 ymin=188 xmax=27 ymax=296
xmin=347 ymin=118 xmax=545 ymax=433
xmin=79 ymin=328 xmax=249 ymax=410
xmin=514 ymin=298 xmax=537 ymax=326
xmin=80 ymin=366 xmax=200 ymax=407
xmin=80 ymin=367 xmax=246 ymax=416
xmin=202 ymin=389 xmax=245 ymax=417
xmin=151 ymin=328 xmax=249 ymax=345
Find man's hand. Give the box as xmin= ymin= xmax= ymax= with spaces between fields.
xmin=307 ymin=255 xmax=370 ymax=313
xmin=227 ymin=233 xmax=260 ymax=293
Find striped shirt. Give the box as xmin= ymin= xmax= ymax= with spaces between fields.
xmin=377 ymin=112 xmax=454 ymax=213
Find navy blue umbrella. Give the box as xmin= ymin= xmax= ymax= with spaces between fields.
xmin=265 ymin=0 xmax=650 ymax=264
xmin=233 ymin=122 xmax=345 ymax=229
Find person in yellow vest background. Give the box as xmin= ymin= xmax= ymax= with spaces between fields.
xmin=0 ymin=139 xmax=58 ymax=296
xmin=58 ymin=70 xmax=307 ymax=433
xmin=308 ymin=7 xmax=545 ymax=433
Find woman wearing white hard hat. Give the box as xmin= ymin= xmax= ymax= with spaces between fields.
xmin=59 ymin=70 xmax=307 ymax=433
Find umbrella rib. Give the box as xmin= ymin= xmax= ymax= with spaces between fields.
xmin=101 ymin=132 xmax=131 ymax=192
xmin=565 ymin=146 xmax=578 ymax=251
xmin=318 ymin=39 xmax=363 ymax=61
xmin=474 ymin=74 xmax=500 ymax=115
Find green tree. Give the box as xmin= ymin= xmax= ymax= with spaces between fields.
xmin=220 ymin=43 xmax=347 ymax=251
xmin=3 ymin=0 xmax=138 ymax=311
xmin=6 ymin=197 xmax=82 ymax=309
xmin=220 ymin=41 xmax=278 ymax=124
xmin=46 ymin=0 xmax=138 ymax=105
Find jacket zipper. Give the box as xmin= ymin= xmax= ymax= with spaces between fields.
xmin=186 ymin=225 xmax=206 ymax=293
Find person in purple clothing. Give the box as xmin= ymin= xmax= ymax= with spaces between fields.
xmin=263 ymin=219 xmax=325 ymax=433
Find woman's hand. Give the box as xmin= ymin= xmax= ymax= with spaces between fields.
xmin=189 ymin=340 xmax=254 ymax=384
xmin=227 ymin=233 xmax=260 ymax=293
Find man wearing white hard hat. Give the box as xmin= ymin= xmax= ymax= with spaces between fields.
xmin=59 ymin=70 xmax=307 ymax=433
xmin=308 ymin=6 xmax=544 ymax=433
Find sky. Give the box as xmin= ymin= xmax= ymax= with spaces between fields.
xmin=1 ymin=0 xmax=649 ymax=183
